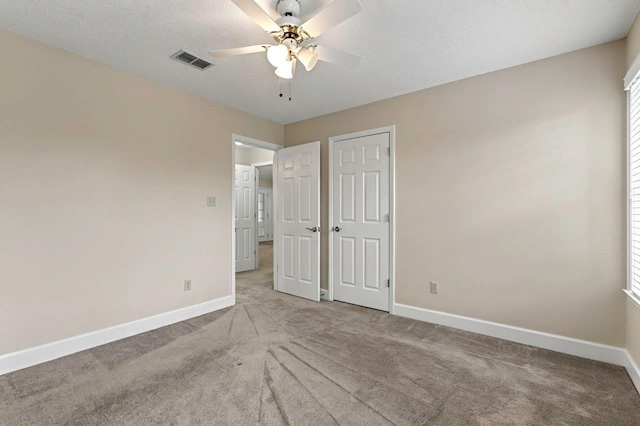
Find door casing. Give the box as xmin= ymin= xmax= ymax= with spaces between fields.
xmin=257 ymin=187 xmax=273 ymax=242
xmin=328 ymin=126 xmax=396 ymax=314
xmin=254 ymin=161 xmax=274 ymax=249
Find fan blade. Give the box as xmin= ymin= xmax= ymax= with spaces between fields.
xmin=230 ymin=0 xmax=281 ymax=33
xmin=314 ymin=45 xmax=360 ymax=69
xmin=209 ymin=45 xmax=271 ymax=58
xmin=299 ymin=0 xmax=362 ymax=39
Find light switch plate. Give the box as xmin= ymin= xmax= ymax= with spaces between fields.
xmin=207 ymin=196 xmax=216 ymax=207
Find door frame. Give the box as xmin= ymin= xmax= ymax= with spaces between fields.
xmin=232 ymin=135 xmax=283 ymax=303
xmin=257 ymin=187 xmax=274 ymax=242
xmin=328 ymin=126 xmax=396 ymax=314
xmin=253 ymin=162 xmax=274 ymax=256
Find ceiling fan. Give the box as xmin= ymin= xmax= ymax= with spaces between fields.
xmin=209 ymin=0 xmax=363 ymax=97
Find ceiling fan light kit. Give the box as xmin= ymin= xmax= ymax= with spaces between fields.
xmin=275 ymin=60 xmax=294 ymax=79
xmin=209 ymin=0 xmax=362 ymax=98
xmin=267 ymin=44 xmax=289 ymax=67
xmin=297 ymin=46 xmax=319 ymax=71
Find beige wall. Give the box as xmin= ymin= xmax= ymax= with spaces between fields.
xmin=627 ymin=13 xmax=640 ymax=367
xmin=628 ymin=13 xmax=640 ymax=68
xmin=259 ymin=177 xmax=273 ymax=188
xmin=235 ymin=145 xmax=274 ymax=166
xmin=0 ymin=30 xmax=283 ymax=355
xmin=0 ymin=25 xmax=631 ymax=356
xmin=285 ymin=40 xmax=627 ymax=346
xmin=235 ymin=146 xmax=274 ymax=186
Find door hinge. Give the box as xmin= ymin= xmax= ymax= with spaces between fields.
xmin=387 ymin=147 xmax=391 ymax=156
xmin=386 ymin=279 xmax=390 ymax=288
xmin=385 ymin=214 xmax=390 ymax=222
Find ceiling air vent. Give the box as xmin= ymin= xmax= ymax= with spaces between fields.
xmin=171 ymin=50 xmax=213 ymax=71
xmin=191 ymin=59 xmax=213 ymax=70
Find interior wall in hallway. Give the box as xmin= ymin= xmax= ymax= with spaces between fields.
xmin=285 ymin=40 xmax=627 ymax=347
xmin=235 ymin=145 xmax=274 ymax=166
xmin=259 ymin=178 xmax=273 ymax=188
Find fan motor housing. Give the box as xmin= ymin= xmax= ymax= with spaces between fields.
xmin=277 ymin=0 xmax=301 ymax=17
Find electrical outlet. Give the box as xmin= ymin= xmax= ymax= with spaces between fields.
xmin=430 ymin=281 xmax=439 ymax=295
xmin=184 ymin=280 xmax=192 ymax=291
xmin=207 ymin=196 xmax=216 ymax=207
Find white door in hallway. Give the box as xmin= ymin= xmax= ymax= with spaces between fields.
xmin=235 ymin=164 xmax=257 ymax=273
xmin=332 ymin=132 xmax=390 ymax=311
xmin=275 ymin=142 xmax=321 ymax=301
xmin=258 ymin=188 xmax=273 ymax=242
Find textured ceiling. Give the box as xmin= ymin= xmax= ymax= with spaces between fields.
xmin=1 ymin=1 xmax=639 ymax=124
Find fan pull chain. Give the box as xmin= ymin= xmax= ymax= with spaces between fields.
xmin=288 ymin=78 xmax=292 ymax=101
xmin=279 ymin=78 xmax=284 ymax=98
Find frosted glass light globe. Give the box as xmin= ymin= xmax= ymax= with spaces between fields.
xmin=267 ymin=45 xmax=289 ymax=68
xmin=297 ymin=46 xmax=319 ymax=71
xmin=275 ymin=60 xmax=294 ymax=79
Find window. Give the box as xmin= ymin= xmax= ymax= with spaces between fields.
xmin=258 ymin=192 xmax=266 ymax=238
xmin=628 ymin=63 xmax=640 ymax=300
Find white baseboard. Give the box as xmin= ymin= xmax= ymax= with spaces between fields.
xmin=393 ymin=303 xmax=640 ymax=393
xmin=623 ymin=349 xmax=640 ymax=393
xmin=3 ymin=297 xmax=639 ymax=395
xmin=0 ymin=295 xmax=234 ymax=376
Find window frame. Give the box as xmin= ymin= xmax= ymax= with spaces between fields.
xmin=626 ymin=61 xmax=640 ymax=308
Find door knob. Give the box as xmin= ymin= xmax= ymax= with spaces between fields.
xmin=333 ymin=226 xmax=342 ymax=232
xmin=306 ymin=227 xmax=318 ymax=233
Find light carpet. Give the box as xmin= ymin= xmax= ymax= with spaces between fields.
xmin=1 ymin=242 xmax=639 ymax=424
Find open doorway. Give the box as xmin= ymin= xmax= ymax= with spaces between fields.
xmin=232 ymin=135 xmax=280 ymax=302
xmin=232 ymin=135 xmax=322 ymax=304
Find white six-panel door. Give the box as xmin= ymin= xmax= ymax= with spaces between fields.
xmin=275 ymin=142 xmax=321 ymax=301
xmin=235 ymin=164 xmax=256 ymax=273
xmin=332 ymin=132 xmax=390 ymax=311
